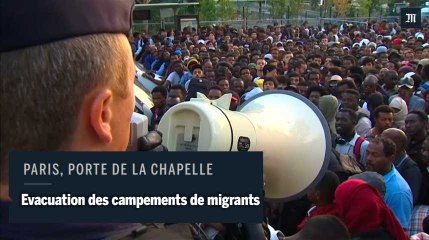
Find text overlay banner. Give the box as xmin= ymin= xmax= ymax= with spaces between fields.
xmin=9 ymin=152 xmax=263 ymax=223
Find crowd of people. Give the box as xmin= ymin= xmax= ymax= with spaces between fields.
xmin=132 ymin=19 xmax=429 ymax=239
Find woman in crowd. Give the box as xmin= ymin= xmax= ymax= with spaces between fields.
xmin=335 ymin=179 xmax=408 ymax=240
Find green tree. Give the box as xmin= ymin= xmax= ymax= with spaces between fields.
xmin=359 ymin=0 xmax=372 ymax=17
xmin=311 ymin=0 xmax=320 ymax=8
xmin=289 ymin=0 xmax=304 ymax=17
xmin=269 ymin=0 xmax=303 ymax=19
xmin=408 ymin=0 xmax=426 ymax=7
xmin=269 ymin=0 xmax=288 ymax=19
xmin=217 ymin=0 xmax=234 ymax=20
xmin=323 ymin=0 xmax=334 ymax=18
xmin=334 ymin=0 xmax=352 ymax=17
xmin=359 ymin=0 xmax=387 ymax=17
xmin=199 ymin=0 xmax=217 ymax=21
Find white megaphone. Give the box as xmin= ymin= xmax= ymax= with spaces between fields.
xmin=158 ymin=90 xmax=331 ymax=202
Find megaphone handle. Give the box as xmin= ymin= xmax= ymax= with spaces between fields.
xmin=138 ymin=131 xmax=163 ymax=151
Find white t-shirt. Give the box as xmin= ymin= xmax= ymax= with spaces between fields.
xmin=335 ymin=133 xmax=369 ymax=165
xmin=166 ymin=72 xmax=181 ymax=86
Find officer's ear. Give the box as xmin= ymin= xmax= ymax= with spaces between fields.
xmin=90 ymin=89 xmax=113 ymax=144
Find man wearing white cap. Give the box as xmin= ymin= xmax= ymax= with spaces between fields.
xmin=264 ymin=54 xmax=273 ymax=61
xmin=359 ymin=39 xmax=370 ymax=48
xmin=328 ymin=75 xmax=342 ymax=85
xmin=374 ymin=46 xmax=389 ymax=65
xmin=352 ymin=43 xmax=360 ymax=49
xmin=326 ymin=75 xmax=342 ymax=96
xmin=390 ymin=76 xmax=425 ymax=111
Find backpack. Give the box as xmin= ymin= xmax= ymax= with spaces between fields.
xmin=336 ymin=136 xmax=365 ymax=174
xmin=186 ymin=78 xmax=209 ymax=101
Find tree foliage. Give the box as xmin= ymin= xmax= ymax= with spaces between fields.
xmin=289 ymin=0 xmax=304 ymax=17
xmin=199 ymin=0 xmax=217 ymax=21
xmin=216 ymin=0 xmax=234 ymax=20
xmin=359 ymin=0 xmax=372 ymax=17
xmin=334 ymin=0 xmax=352 ymax=17
xmin=269 ymin=0 xmax=303 ymax=19
xmin=311 ymin=0 xmax=321 ymax=7
xmin=358 ymin=0 xmax=387 ymax=17
xmin=269 ymin=0 xmax=288 ymax=19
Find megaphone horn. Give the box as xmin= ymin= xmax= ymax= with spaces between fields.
xmin=158 ymin=90 xmax=331 ymax=202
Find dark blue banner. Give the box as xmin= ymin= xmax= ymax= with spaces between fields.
xmin=401 ymin=8 xmax=422 ymax=28
xmin=9 ymin=152 xmax=263 ymax=223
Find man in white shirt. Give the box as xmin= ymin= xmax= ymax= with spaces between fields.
xmin=165 ymin=61 xmax=190 ymax=89
xmin=335 ymin=108 xmax=369 ymax=166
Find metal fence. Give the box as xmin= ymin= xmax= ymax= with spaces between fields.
xmin=199 ymin=16 xmax=399 ymax=28
xmin=133 ymin=22 xmax=176 ymax=34
xmin=133 ymin=16 xmax=399 ymax=34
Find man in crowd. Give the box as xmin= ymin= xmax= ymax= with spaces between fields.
xmin=335 ymin=108 xmax=369 ymax=166
xmin=165 ymin=61 xmax=189 ymax=89
xmin=240 ymin=67 xmax=254 ymax=86
xmin=263 ymin=77 xmax=278 ymax=91
xmin=185 ymin=64 xmax=209 ymax=100
xmin=150 ymin=86 xmax=167 ymax=130
xmin=255 ymin=58 xmax=267 ymax=81
xmin=207 ymin=86 xmax=223 ymax=100
xmin=381 ymin=70 xmax=399 ymax=97
xmin=365 ymin=137 xmax=413 ymax=229
xmin=169 ymin=84 xmax=187 ymax=103
xmin=381 ymin=128 xmax=422 ymax=204
xmin=392 ymin=76 xmax=425 ymax=111
xmin=405 ymin=110 xmax=428 ymax=168
xmin=341 ymin=89 xmax=371 ymax=136
xmin=364 ymin=105 xmax=393 ymax=139
xmin=292 ymin=60 xmax=308 ymax=77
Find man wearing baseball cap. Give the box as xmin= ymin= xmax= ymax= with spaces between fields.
xmin=390 ymin=76 xmax=425 ymax=111
xmin=374 ymin=46 xmax=389 ymax=65
xmin=0 ymin=1 xmax=195 ymax=239
xmin=392 ymin=38 xmax=403 ymax=51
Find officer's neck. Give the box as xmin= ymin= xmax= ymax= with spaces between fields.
xmin=0 ymin=182 xmax=10 ymax=202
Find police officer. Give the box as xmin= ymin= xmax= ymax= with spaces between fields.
xmin=0 ymin=1 xmax=191 ymax=239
